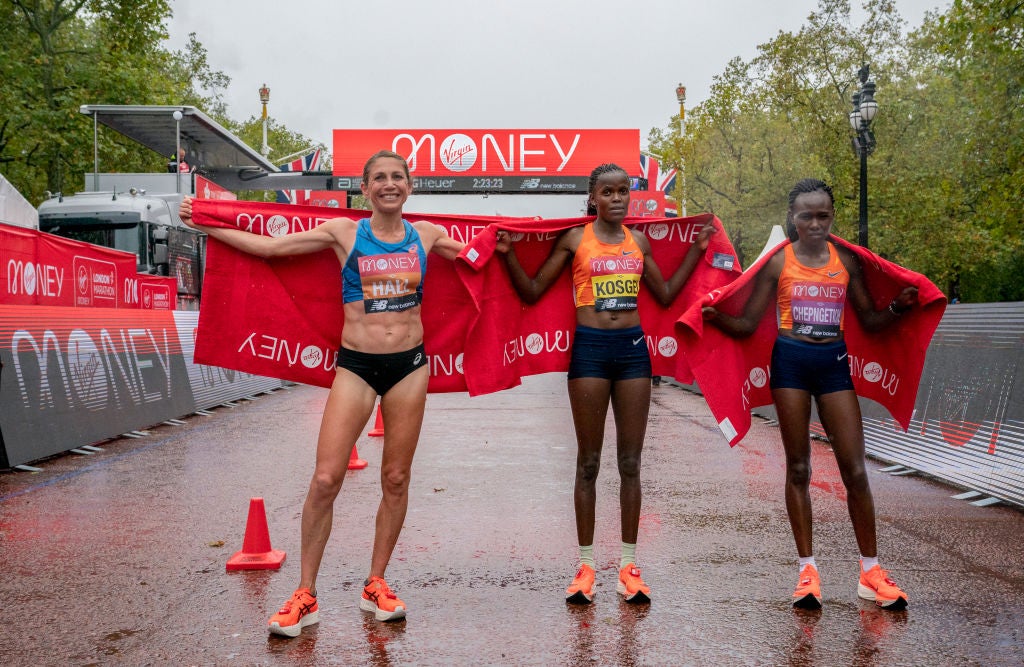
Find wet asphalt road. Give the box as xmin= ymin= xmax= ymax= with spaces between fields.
xmin=1 ymin=374 xmax=1022 ymax=666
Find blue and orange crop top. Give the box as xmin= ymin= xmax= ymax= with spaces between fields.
xmin=342 ymin=218 xmax=428 ymax=313
xmin=570 ymin=223 xmax=644 ymax=312
xmin=777 ymin=242 xmax=849 ymax=338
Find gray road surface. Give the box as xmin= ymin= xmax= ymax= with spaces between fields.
xmin=1 ymin=374 xmax=1021 ymax=666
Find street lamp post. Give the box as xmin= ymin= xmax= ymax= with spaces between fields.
xmin=173 ymin=110 xmax=183 ymax=194
xmin=850 ymin=65 xmax=878 ymax=248
xmin=675 ymin=83 xmax=687 ymax=216
xmin=259 ymin=83 xmax=271 ymax=158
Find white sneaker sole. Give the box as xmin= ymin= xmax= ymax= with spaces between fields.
xmin=360 ymin=597 xmax=406 ymax=621
xmin=268 ymin=610 xmax=319 ymax=638
xmin=858 ymin=583 xmax=908 ymax=609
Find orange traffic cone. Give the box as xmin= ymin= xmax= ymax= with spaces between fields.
xmin=368 ymin=403 xmax=385 ymax=437
xmin=226 ymin=497 xmax=286 ymax=571
xmin=348 ymin=444 xmax=368 ymax=470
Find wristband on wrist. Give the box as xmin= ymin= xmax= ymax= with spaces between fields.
xmin=888 ymin=301 xmax=907 ymax=316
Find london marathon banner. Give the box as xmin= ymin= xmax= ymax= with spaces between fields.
xmin=1 ymin=224 xmax=176 ymax=310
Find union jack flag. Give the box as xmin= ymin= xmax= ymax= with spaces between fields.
xmin=640 ymin=154 xmax=678 ymax=197
xmin=639 ymin=154 xmax=659 ymax=190
xmin=657 ymin=169 xmax=678 ymax=196
xmin=276 ymin=148 xmax=323 ymax=205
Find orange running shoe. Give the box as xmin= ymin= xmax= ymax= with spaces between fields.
xmin=617 ymin=564 xmax=651 ymax=604
xmin=792 ymin=564 xmax=822 ymax=609
xmin=360 ymin=576 xmax=407 ymax=621
xmin=565 ymin=564 xmax=596 ymax=604
xmin=858 ymin=563 xmax=908 ymax=610
xmin=268 ymin=588 xmax=319 ymax=638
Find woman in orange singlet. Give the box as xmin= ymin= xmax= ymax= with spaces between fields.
xmin=495 ymin=163 xmax=715 ymax=605
xmin=702 ymin=178 xmax=917 ymax=611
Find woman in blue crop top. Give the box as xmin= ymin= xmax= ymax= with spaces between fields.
xmin=180 ymin=150 xmax=463 ymax=635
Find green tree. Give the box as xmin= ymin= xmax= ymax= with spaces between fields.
xmin=0 ymin=1 xmax=246 ymax=205
xmin=898 ymin=0 xmax=1024 ymax=300
xmin=650 ymin=0 xmax=1024 ymax=301
xmin=651 ymin=0 xmax=905 ymax=268
xmin=1 ymin=0 xmax=178 ymax=200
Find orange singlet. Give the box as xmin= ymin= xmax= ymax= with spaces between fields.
xmin=777 ymin=242 xmax=849 ymax=339
xmin=571 ymin=223 xmax=644 ymax=312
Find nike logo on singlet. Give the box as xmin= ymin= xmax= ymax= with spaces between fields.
xmin=837 ymin=352 xmax=848 ymax=361
xmin=622 ymin=250 xmax=635 ymax=255
xmin=632 ymin=336 xmax=644 ymax=345
xmin=827 ymin=270 xmax=842 ymax=278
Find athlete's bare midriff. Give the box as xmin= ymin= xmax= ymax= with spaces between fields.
xmin=575 ymin=305 xmax=642 ymax=330
xmin=341 ymin=302 xmax=425 ymax=353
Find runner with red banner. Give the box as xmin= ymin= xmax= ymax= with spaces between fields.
xmin=675 ymin=235 xmax=946 ymax=446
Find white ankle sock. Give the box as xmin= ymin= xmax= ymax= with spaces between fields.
xmin=620 ymin=542 xmax=637 ymax=569
xmin=579 ymin=545 xmax=595 ymax=569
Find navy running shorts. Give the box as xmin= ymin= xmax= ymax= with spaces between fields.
xmin=769 ymin=335 xmax=854 ymax=395
xmin=567 ymin=325 xmax=652 ymax=381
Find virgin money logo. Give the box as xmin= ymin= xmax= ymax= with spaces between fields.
xmin=525 ymin=333 xmax=544 ymax=355
xmin=440 ymin=134 xmax=477 ymax=172
xmin=749 ymin=366 xmax=768 ymax=388
xmin=510 ymin=232 xmax=525 ymax=242
xmin=862 ymin=361 xmax=884 ymax=383
xmin=646 ymin=223 xmax=669 ymax=240
xmin=143 ymin=289 xmax=152 ymax=308
xmin=77 ymin=266 xmax=89 ymax=294
xmin=646 ymin=199 xmax=658 ymax=213
xmin=301 ymin=345 xmax=324 ymax=369
xmin=20 ymin=263 xmax=36 ymax=295
xmin=266 ymin=215 xmax=290 ymax=238
xmin=657 ymin=337 xmax=678 ymax=358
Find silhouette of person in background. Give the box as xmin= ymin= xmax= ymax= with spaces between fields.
xmin=168 ymin=147 xmax=190 ymax=173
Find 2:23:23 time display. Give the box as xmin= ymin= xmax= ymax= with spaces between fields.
xmin=472 ymin=178 xmax=504 ymax=189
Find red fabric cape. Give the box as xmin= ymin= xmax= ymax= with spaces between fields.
xmin=190 ymin=199 xmax=742 ymax=396
xmin=190 ymin=198 xmax=512 ymax=393
xmin=675 ymin=236 xmax=947 ymax=446
xmin=454 ymin=213 xmax=742 ymax=395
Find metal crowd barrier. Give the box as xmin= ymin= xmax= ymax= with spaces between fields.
xmin=0 ymin=307 xmax=285 ymax=468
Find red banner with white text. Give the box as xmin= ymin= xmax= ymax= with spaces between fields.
xmin=333 ymin=129 xmax=638 ymax=179
xmin=1 ymin=224 xmax=175 ymax=309
xmin=188 ymin=200 xmax=741 ymax=394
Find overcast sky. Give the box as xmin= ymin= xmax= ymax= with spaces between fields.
xmin=164 ymin=0 xmax=948 ymax=157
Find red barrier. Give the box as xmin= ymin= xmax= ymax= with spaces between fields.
xmin=0 ymin=225 xmax=175 ymax=309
